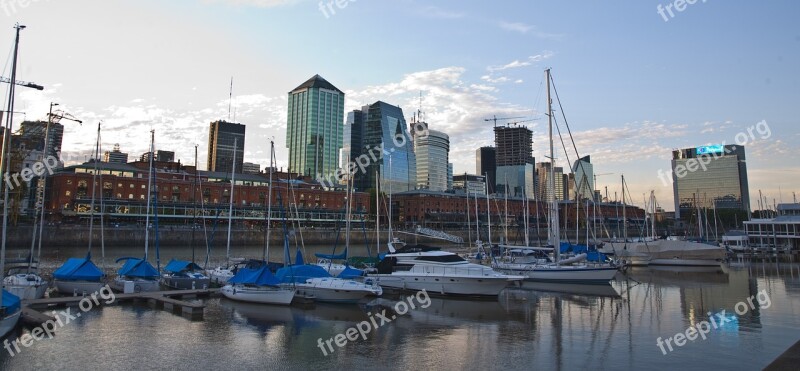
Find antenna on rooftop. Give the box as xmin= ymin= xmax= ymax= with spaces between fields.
xmin=227 ymin=76 xmax=234 ymax=121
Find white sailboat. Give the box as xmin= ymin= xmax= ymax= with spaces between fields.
xmin=491 ymin=68 xmax=618 ymax=284
xmin=208 ymin=138 xmax=239 ymax=285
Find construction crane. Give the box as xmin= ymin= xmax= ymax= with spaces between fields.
xmin=48 ymin=109 xmax=82 ymax=125
xmin=506 ymin=118 xmax=538 ymax=127
xmin=0 ymin=76 xmax=43 ymax=90
xmin=484 ymin=115 xmax=526 ymax=128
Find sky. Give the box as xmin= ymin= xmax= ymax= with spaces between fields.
xmin=0 ymin=0 xmax=798 ymax=211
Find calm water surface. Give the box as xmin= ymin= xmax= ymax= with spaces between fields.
xmin=1 ymin=245 xmax=799 ymax=371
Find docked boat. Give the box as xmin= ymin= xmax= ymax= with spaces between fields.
xmin=370 ymin=244 xmax=523 ymax=297
xmin=276 ymin=264 xmax=381 ymax=304
xmin=0 ymin=290 xmax=21 ymax=338
xmin=161 ymin=259 xmax=210 ymax=290
xmin=111 ymin=257 xmax=160 ymax=293
xmin=3 ymin=273 xmax=48 ymax=300
xmin=721 ymin=230 xmax=749 ymax=252
xmin=53 ymin=253 xmax=107 ymax=295
xmin=221 ymin=266 xmax=295 ymax=305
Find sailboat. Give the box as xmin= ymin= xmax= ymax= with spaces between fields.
xmin=53 ymin=122 xmax=107 ymax=294
xmin=111 ymin=130 xmax=160 ymax=293
xmin=208 ymin=139 xmax=240 ymax=285
xmin=0 ymin=23 xmax=26 ymax=337
xmin=491 ymin=69 xmax=618 ymax=284
xmin=315 ymin=166 xmax=364 ymax=277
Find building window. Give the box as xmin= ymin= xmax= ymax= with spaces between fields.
xmin=66 ymin=179 xmax=72 ymax=185
xmin=65 ymin=190 xmax=71 ymax=196
xmin=117 ymin=183 xmax=123 ymax=188
xmin=129 ymin=194 xmax=134 ymax=199
xmin=141 ymin=185 xmax=146 ymax=189
xmin=140 ymin=195 xmax=145 ymax=200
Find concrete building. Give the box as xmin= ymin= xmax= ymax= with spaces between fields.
xmin=414 ymin=128 xmax=450 ymax=192
xmin=572 ymin=155 xmax=594 ymax=200
xmin=103 ymin=144 xmax=129 ymax=164
xmin=671 ymin=144 xmax=750 ymax=218
xmin=535 ymin=162 xmax=566 ymax=201
xmin=494 ymin=125 xmax=535 ymax=199
xmin=242 ymin=162 xmax=261 ymax=174
xmin=453 ymin=174 xmax=487 ymax=196
xmin=141 ymin=150 xmax=175 ymax=163
xmin=286 ymin=74 xmax=345 ymax=179
xmin=744 ymin=203 xmax=800 ymax=251
xmin=208 ymin=120 xmax=245 ymax=174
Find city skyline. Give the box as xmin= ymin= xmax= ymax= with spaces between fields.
xmin=1 ymin=0 xmax=797 ymax=211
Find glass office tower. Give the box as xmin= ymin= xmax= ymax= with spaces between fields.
xmin=672 ymin=144 xmax=750 ymax=218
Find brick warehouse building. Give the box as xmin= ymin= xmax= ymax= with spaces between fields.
xmin=46 ymin=160 xmax=369 ymax=226
xmin=391 ymin=190 xmax=645 ymax=232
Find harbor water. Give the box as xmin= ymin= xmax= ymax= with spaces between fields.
xmin=1 ymin=245 xmax=799 ymax=370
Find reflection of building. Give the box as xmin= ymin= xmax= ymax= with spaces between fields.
xmin=745 ymin=203 xmax=800 ymax=251
xmin=494 ymin=125 xmax=535 ymax=199
xmin=476 ymin=147 xmax=496 ymax=194
xmin=208 ymin=120 xmax=245 ymax=174
xmin=286 ymin=74 xmax=344 ymax=179
xmin=345 ymin=101 xmax=416 ymax=193
xmin=535 ymin=162 xmax=566 ymax=201
xmin=672 ymin=145 xmax=749 ymax=218
xmin=242 ymin=162 xmax=261 ymax=174
xmin=415 ymin=128 xmax=449 ymax=192
xmin=453 ymin=174 xmax=487 ymax=196
xmin=572 ymin=155 xmax=594 ymax=200
xmin=103 ymin=144 xmax=128 ymax=164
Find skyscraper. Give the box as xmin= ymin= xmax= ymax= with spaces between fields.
xmin=671 ymin=144 xmax=750 ymax=218
xmin=286 ymin=74 xmax=345 ymax=179
xmin=208 ymin=120 xmax=245 ymax=174
xmin=415 ymin=127 xmax=450 ymax=192
xmin=572 ymin=155 xmax=594 ymax=200
xmin=345 ymin=101 xmax=416 ymax=193
xmin=20 ymin=120 xmax=64 ymax=161
xmin=536 ymin=162 xmax=566 ymax=201
xmin=476 ymin=146 xmax=496 ymax=194
xmin=494 ymin=125 xmax=535 ymax=198
xmin=103 ymin=143 xmax=129 ymax=164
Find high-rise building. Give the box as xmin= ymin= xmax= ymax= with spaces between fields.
xmin=535 ymin=162 xmax=566 ymax=201
xmin=103 ymin=143 xmax=129 ymax=164
xmin=453 ymin=174 xmax=487 ymax=196
xmin=671 ymin=144 xmax=750 ymax=218
xmin=208 ymin=120 xmax=245 ymax=174
xmin=447 ymin=163 xmax=453 ymax=191
xmin=141 ymin=150 xmax=175 ymax=163
xmin=415 ymin=128 xmax=450 ymax=192
xmin=345 ymin=101 xmax=415 ymax=193
xmin=19 ymin=120 xmax=64 ymax=160
xmin=286 ymin=74 xmax=345 ymax=179
xmin=494 ymin=125 xmax=535 ymax=198
xmin=572 ymin=155 xmax=594 ymax=200
xmin=242 ymin=162 xmax=261 ymax=174
xmin=476 ymin=147 xmax=496 ymax=194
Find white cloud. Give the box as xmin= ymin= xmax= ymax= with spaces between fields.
xmin=499 ymin=21 xmax=532 ymax=34
xmin=203 ymin=0 xmax=302 ymax=8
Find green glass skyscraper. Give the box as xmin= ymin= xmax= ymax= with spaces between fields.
xmin=286 ymin=74 xmax=345 ymax=179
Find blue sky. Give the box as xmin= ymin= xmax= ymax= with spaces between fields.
xmin=1 ymin=0 xmax=798 ymax=210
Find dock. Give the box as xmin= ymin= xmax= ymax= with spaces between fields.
xmin=765 ymin=338 xmax=800 ymax=370
xmin=21 ymin=288 xmax=219 ymax=323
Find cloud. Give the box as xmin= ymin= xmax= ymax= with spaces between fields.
xmin=417 ymin=5 xmax=465 ymax=19
xmin=483 ymin=51 xmax=554 ymax=84
xmin=499 ymin=21 xmax=532 ymax=34
xmin=203 ymin=0 xmax=302 ymax=7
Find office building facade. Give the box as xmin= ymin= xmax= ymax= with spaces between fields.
xmin=286 ymin=74 xmax=345 ymax=179
xmin=672 ymin=144 xmax=750 ymax=218
xmin=208 ymin=120 xmax=245 ymax=174
xmin=494 ymin=125 xmax=535 ymax=199
xmin=103 ymin=143 xmax=129 ymax=164
xmin=476 ymin=146 xmax=497 ymax=194
xmin=415 ymin=128 xmax=450 ymax=192
xmin=572 ymin=155 xmax=594 ymax=200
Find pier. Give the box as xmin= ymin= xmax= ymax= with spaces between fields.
xmin=21 ymin=289 xmax=219 ymax=323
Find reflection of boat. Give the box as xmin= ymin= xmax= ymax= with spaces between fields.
xmin=219 ymin=298 xmax=295 ymax=325
xmin=519 ymin=281 xmax=622 ymax=297
xmin=405 ymin=297 xmax=511 ymax=325
xmin=626 ymin=266 xmax=729 ymax=286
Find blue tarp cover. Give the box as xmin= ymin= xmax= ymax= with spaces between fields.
xmin=117 ymin=258 xmax=160 ymax=279
xmin=164 ymin=259 xmax=203 ymax=273
xmin=559 ymin=243 xmax=608 ymax=262
xmin=229 ymin=266 xmax=281 ymax=286
xmin=295 ymin=250 xmax=305 ymax=265
xmin=53 ymin=255 xmax=104 ymax=281
xmin=337 ymin=266 xmax=365 ymax=279
xmin=314 ymin=248 xmax=347 ymax=260
xmin=2 ymin=289 xmax=20 ymax=314
xmin=276 ymin=264 xmax=330 ymax=283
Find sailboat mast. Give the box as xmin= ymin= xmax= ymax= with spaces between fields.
xmin=226 ymin=139 xmax=237 ymax=267
xmin=474 ymin=191 xmax=480 ymax=244
xmin=87 ymin=123 xmax=101 ymax=253
xmin=345 ymin=171 xmax=352 ymax=249
xmin=144 ymin=130 xmax=154 ymax=260
xmin=375 ymin=168 xmax=380 ymax=254
xmin=265 ymin=141 xmax=274 ymax=261
xmin=485 ymin=173 xmax=492 ymax=246
xmin=504 ymin=174 xmax=508 ymax=244
xmin=546 ymin=68 xmax=560 ymax=261
xmin=191 ymin=145 xmax=198 ymax=264
xmin=466 ymin=186 xmax=472 ymax=248
xmin=622 ymin=175 xmax=627 ymax=242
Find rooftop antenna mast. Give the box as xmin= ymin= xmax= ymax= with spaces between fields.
xmin=418 ymin=91 xmax=423 ymax=122
xmin=227 ymin=76 xmax=233 ymax=121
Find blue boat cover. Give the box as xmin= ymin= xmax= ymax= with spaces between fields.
xmin=314 ymin=248 xmax=347 ymax=260
xmin=275 ymin=264 xmax=330 ymax=283
xmin=53 ymin=254 xmax=104 ymax=281
xmin=2 ymin=289 xmax=20 ymax=314
xmin=295 ymin=249 xmax=305 ymax=266
xmin=117 ymin=258 xmax=160 ymax=279
xmin=229 ymin=266 xmax=281 ymax=286
xmin=164 ymin=259 xmax=203 ymax=273
xmin=337 ymin=266 xmax=365 ymax=279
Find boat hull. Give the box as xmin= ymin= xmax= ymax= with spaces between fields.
xmin=160 ymin=275 xmax=210 ymax=290
xmin=370 ymin=274 xmax=515 ymax=296
xmin=4 ymin=274 xmax=48 ymax=300
xmin=208 ymin=268 xmax=234 ymax=285
xmin=0 ymin=310 xmax=21 ymax=339
xmin=54 ymin=280 xmax=106 ymax=295
xmin=110 ymin=277 xmax=161 ymax=293
xmin=287 ymin=278 xmax=382 ymax=303
xmin=220 ymin=284 xmax=295 ymax=305
xmin=494 ymin=265 xmax=619 ymax=284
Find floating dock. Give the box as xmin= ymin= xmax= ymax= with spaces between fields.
xmin=21 ymin=288 xmax=219 ymax=323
